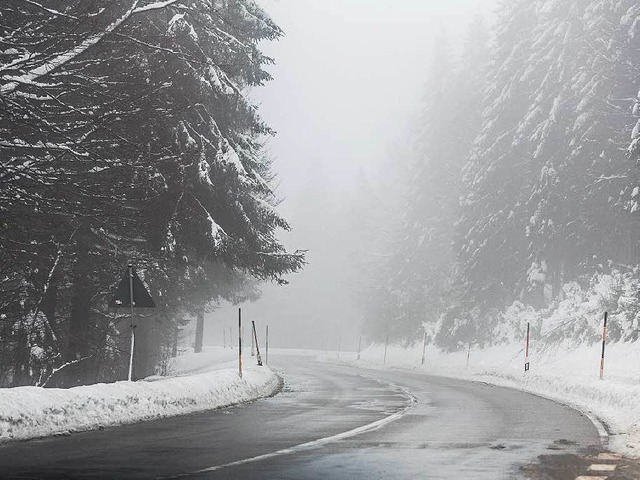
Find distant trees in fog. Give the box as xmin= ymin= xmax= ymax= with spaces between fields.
xmin=0 ymin=1 xmax=304 ymax=387
xmin=362 ymin=1 xmax=640 ymax=348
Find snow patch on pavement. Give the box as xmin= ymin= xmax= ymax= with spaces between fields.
xmin=0 ymin=347 xmax=279 ymax=443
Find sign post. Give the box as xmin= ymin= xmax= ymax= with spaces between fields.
xmin=127 ymin=265 xmax=135 ymax=381
xmin=110 ymin=264 xmax=155 ymax=382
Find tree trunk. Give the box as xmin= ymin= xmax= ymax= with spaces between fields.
xmin=194 ymin=306 xmax=205 ymax=353
xmin=172 ymin=326 xmax=179 ymax=358
xmin=63 ymin=225 xmax=94 ymax=386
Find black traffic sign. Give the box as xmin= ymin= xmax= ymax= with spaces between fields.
xmin=110 ymin=266 xmax=155 ymax=308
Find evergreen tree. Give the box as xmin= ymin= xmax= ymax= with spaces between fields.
xmin=460 ymin=0 xmax=640 ymax=315
xmin=0 ymin=0 xmax=304 ymax=386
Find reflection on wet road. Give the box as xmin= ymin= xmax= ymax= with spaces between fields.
xmin=0 ymin=354 xmax=602 ymax=479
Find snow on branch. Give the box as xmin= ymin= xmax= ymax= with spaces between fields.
xmin=133 ymin=0 xmax=181 ymax=14
xmin=1 ymin=1 xmax=142 ymax=95
xmin=17 ymin=0 xmax=78 ymax=19
xmin=0 ymin=140 xmax=89 ymax=157
xmin=38 ymin=356 xmax=91 ymax=387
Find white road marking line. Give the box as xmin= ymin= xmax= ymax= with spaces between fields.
xmin=575 ymin=476 xmax=608 ymax=480
xmin=187 ymin=387 xmax=418 ymax=476
xmin=596 ymin=452 xmax=621 ymax=461
xmin=587 ymin=463 xmax=617 ymax=472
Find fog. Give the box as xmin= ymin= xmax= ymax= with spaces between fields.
xmin=203 ymin=0 xmax=496 ymax=351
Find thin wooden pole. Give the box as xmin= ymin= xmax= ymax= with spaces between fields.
xmin=421 ymin=330 xmax=427 ymax=366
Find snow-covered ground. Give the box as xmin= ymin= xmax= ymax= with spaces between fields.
xmin=323 ymin=340 xmax=640 ymax=458
xmin=0 ymin=347 xmax=279 ymax=443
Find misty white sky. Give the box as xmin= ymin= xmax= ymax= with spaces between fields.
xmin=202 ymin=0 xmax=497 ymax=351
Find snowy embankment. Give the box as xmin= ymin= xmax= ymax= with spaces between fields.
xmin=0 ymin=347 xmax=280 ymax=443
xmin=327 ymin=340 xmax=640 ymax=458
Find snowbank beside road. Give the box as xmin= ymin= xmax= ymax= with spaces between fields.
xmin=0 ymin=348 xmax=279 ymax=443
xmin=333 ymin=341 xmax=640 ymax=458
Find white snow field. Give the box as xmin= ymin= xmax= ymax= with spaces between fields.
xmin=336 ymin=340 xmax=640 ymax=458
xmin=0 ymin=348 xmax=279 ymax=443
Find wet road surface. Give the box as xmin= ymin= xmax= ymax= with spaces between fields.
xmin=0 ymin=354 xmax=605 ymax=479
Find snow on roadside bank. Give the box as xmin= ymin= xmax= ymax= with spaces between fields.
xmin=0 ymin=347 xmax=279 ymax=443
xmin=331 ymin=341 xmax=640 ymax=458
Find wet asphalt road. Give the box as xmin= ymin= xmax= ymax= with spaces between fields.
xmin=0 ymin=354 xmax=602 ymax=479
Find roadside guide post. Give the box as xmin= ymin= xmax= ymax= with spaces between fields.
xmin=466 ymin=343 xmax=471 ymax=370
xmin=238 ymin=308 xmax=243 ymax=378
xmin=251 ymin=321 xmax=255 ymax=356
xmin=357 ymin=336 xmax=362 ymax=361
xmin=421 ymin=329 xmax=427 ymax=366
xmin=266 ymin=325 xmax=269 ymax=365
xmin=252 ymin=321 xmax=263 ymax=366
xmin=600 ymin=312 xmax=608 ymax=380
xmin=384 ymin=335 xmax=389 ymax=364
xmin=525 ymin=322 xmax=530 ymax=372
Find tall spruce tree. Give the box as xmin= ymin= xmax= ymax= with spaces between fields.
xmin=460 ymin=0 xmax=640 ymax=315
xmin=0 ymin=0 xmax=304 ymax=386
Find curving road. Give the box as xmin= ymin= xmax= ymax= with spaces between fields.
xmin=0 ymin=354 xmax=602 ymax=479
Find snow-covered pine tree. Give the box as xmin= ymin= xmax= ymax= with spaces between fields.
xmin=0 ymin=0 xmax=304 ymax=386
xmin=460 ymin=0 xmax=640 ymax=316
xmin=458 ymin=0 xmax=540 ymax=308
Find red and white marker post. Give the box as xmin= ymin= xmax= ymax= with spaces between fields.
xmin=524 ymin=322 xmax=530 ymax=372
xmin=383 ymin=335 xmax=389 ymax=364
xmin=600 ymin=312 xmax=608 ymax=380
xmin=238 ymin=308 xmax=243 ymax=378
